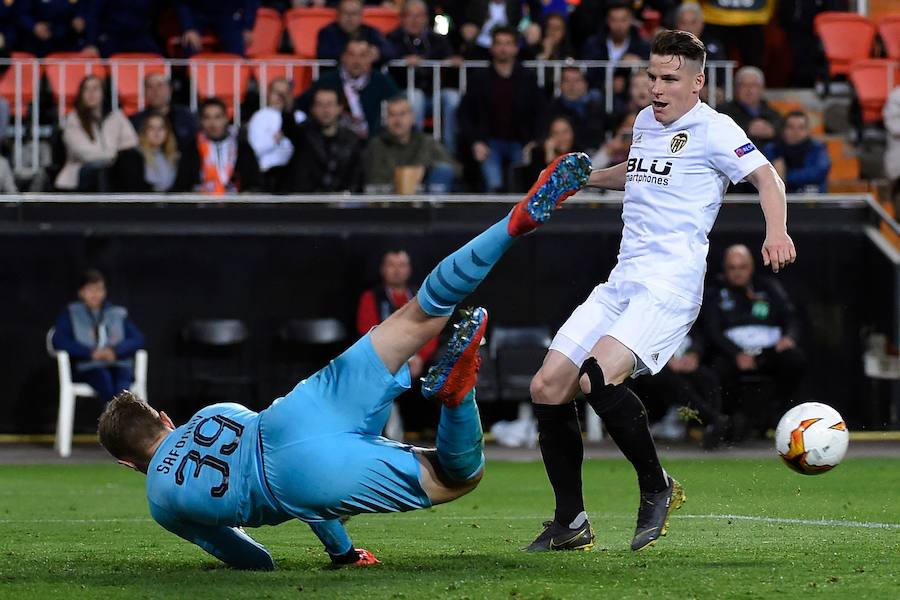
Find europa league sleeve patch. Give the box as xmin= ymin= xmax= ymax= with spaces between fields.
xmin=734 ymin=143 xmax=757 ymax=157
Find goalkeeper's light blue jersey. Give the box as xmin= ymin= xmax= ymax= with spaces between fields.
xmin=147 ymin=403 xmax=287 ymax=529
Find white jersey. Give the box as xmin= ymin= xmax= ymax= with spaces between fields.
xmin=608 ymin=101 xmax=770 ymax=303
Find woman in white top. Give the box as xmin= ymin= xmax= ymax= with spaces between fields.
xmin=138 ymin=112 xmax=180 ymax=192
xmin=55 ymin=74 xmax=139 ymax=191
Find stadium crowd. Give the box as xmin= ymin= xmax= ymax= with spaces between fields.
xmin=6 ymin=0 xmax=896 ymax=445
xmin=6 ymin=0 xmax=900 ymax=197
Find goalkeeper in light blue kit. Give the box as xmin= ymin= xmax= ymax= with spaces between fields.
xmin=97 ymin=153 xmax=592 ymax=569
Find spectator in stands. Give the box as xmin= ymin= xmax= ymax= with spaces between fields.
xmin=763 ymin=111 xmax=830 ymax=194
xmin=317 ymin=0 xmax=387 ymax=62
xmin=883 ymin=86 xmax=900 ymax=197
xmin=519 ymin=115 xmax=581 ymax=191
xmin=18 ymin=0 xmax=89 ymax=56
xmin=718 ymin=66 xmax=783 ymax=149
xmin=457 ymin=26 xmax=546 ymax=193
xmin=613 ymin=68 xmax=651 ymax=125
xmin=591 ymin=111 xmax=635 ymax=169
xmin=52 ymin=268 xmax=145 ymax=404
xmin=282 ymin=86 xmax=363 ymax=192
xmin=356 ymin=247 xmax=439 ymax=438
xmin=0 ymin=0 xmax=19 ymax=60
xmin=176 ymin=0 xmax=258 ymax=57
xmin=177 ymin=97 xmax=260 ymax=194
xmin=0 ymin=156 xmax=16 ymax=193
xmin=700 ymin=0 xmax=774 ymax=68
xmin=566 ymin=0 xmax=606 ymax=58
xmin=136 ymin=113 xmax=180 ymax=192
xmin=298 ymin=39 xmax=400 ymax=140
xmin=55 ymin=75 xmax=142 ymax=192
xmin=130 ymin=74 xmax=198 ymax=152
xmin=248 ymin=78 xmax=303 ymax=192
xmin=385 ymin=0 xmax=461 ymax=154
xmin=83 ymin=0 xmax=162 ymax=57
xmin=581 ymin=1 xmax=651 ymax=92
xmin=363 ymin=96 xmax=457 ymax=193
xmin=629 ymin=327 xmax=726 ymax=449
xmin=522 ymin=12 xmax=574 ymax=61
xmin=703 ymin=244 xmax=806 ymax=435
xmin=356 ymin=249 xmax=438 ymax=381
xmin=546 ymin=67 xmax=607 ymax=154
xmin=459 ymin=0 xmax=523 ymax=59
xmin=674 ymin=2 xmax=726 ymax=62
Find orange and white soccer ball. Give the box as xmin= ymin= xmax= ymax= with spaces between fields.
xmin=775 ymin=402 xmax=849 ymax=475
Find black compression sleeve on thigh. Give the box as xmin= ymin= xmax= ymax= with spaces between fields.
xmin=582 ymin=360 xmax=667 ymax=494
xmin=533 ymin=402 xmax=585 ymax=526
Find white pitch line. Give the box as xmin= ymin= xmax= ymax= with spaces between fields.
xmin=1 ymin=514 xmax=898 ymax=530
xmin=678 ymin=513 xmax=900 ymax=530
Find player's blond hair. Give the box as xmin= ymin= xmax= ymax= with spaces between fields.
xmin=98 ymin=391 xmax=167 ymax=461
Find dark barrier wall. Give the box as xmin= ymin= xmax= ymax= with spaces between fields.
xmin=0 ymin=202 xmax=893 ymax=432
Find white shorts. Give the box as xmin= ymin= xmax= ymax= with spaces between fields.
xmin=549 ymin=280 xmax=701 ymax=377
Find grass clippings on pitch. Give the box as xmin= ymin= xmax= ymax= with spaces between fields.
xmin=0 ymin=458 xmax=898 ymax=599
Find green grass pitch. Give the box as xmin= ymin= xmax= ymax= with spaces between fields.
xmin=1 ymin=458 xmax=898 ymax=599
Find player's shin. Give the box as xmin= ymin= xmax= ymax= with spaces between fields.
xmin=417 ymin=217 xmax=515 ymax=316
xmin=435 ymin=389 xmax=485 ymax=482
xmin=533 ymin=402 xmax=586 ymax=527
xmin=580 ymin=357 xmax=667 ymax=494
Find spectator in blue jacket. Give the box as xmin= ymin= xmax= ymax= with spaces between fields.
xmin=52 ymin=269 xmax=145 ymax=403
xmin=317 ymin=0 xmax=387 ymax=63
xmin=84 ymin=0 xmax=162 ymax=57
xmin=763 ymin=111 xmax=831 ymax=194
xmin=18 ymin=0 xmax=89 ymax=56
xmin=176 ymin=0 xmax=259 ymax=57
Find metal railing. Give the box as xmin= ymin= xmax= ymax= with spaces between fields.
xmin=0 ymin=57 xmax=737 ymax=176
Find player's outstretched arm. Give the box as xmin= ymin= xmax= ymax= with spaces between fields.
xmin=585 ymin=161 xmax=627 ymax=191
xmin=747 ymin=163 xmax=796 ymax=273
xmin=157 ymin=518 xmax=275 ymax=569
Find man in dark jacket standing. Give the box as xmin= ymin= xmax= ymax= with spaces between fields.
xmin=297 ymin=40 xmax=400 ymax=141
xmin=703 ymin=245 xmax=806 ymax=432
xmin=52 ymin=269 xmax=145 ymax=403
xmin=282 ymin=86 xmax=363 ymax=193
xmin=581 ymin=1 xmax=651 ymax=92
xmin=457 ymin=26 xmax=546 ymax=193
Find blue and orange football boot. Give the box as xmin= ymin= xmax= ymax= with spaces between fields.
xmin=507 ymin=151 xmax=593 ymax=237
xmin=421 ymin=307 xmax=488 ymax=407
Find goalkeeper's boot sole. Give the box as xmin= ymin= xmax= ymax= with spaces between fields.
xmin=507 ymin=151 xmax=592 ymax=237
xmin=421 ymin=307 xmax=488 ymax=408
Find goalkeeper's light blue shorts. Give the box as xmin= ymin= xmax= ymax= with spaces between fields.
xmin=258 ymin=333 xmax=432 ymax=521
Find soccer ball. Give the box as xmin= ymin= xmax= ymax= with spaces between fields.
xmin=774 ymin=402 xmax=849 ymax=475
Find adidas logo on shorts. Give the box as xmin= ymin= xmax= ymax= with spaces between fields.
xmin=650 ymin=352 xmax=660 ymax=364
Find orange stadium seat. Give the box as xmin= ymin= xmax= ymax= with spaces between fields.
xmin=878 ymin=14 xmax=900 ymax=60
xmin=362 ymin=7 xmax=400 ymax=34
xmin=108 ymin=54 xmax=168 ymax=115
xmin=0 ymin=52 xmax=39 ymax=117
xmin=285 ymin=7 xmax=337 ymax=58
xmin=246 ymin=8 xmax=284 ymax=58
xmin=814 ymin=12 xmax=877 ymax=78
xmin=189 ymin=53 xmax=252 ymax=118
xmin=848 ymin=58 xmax=900 ymax=124
xmin=251 ymin=54 xmax=312 ymax=97
xmin=44 ymin=52 xmax=108 ymax=115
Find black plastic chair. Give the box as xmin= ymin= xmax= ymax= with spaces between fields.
xmin=489 ymin=326 xmax=552 ymax=403
xmin=181 ymin=319 xmax=256 ymax=406
xmin=275 ymin=318 xmax=349 ymax=385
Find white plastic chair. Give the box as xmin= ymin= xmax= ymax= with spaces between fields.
xmin=46 ymin=328 xmax=148 ymax=457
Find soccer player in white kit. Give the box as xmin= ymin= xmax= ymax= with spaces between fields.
xmin=526 ymin=30 xmax=797 ymax=553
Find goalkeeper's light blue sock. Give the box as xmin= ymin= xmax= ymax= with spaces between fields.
xmin=436 ymin=389 xmax=485 ymax=482
xmin=417 ymin=214 xmax=514 ymax=316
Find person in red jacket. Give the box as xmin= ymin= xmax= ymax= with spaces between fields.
xmin=357 ymin=249 xmax=438 ymax=379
